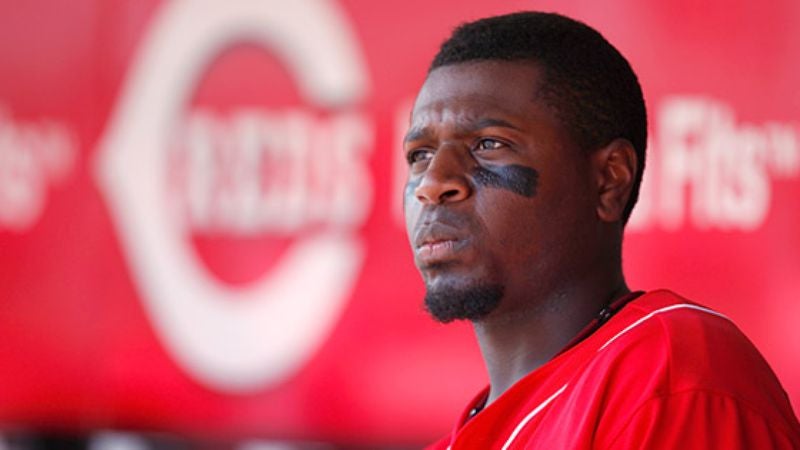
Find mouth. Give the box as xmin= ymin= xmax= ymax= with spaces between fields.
xmin=412 ymin=212 xmax=471 ymax=266
xmin=415 ymin=237 xmax=468 ymax=265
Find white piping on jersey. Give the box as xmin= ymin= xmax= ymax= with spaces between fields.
xmin=493 ymin=303 xmax=728 ymax=449
xmin=500 ymin=383 xmax=569 ymax=450
xmin=598 ymin=303 xmax=729 ymax=351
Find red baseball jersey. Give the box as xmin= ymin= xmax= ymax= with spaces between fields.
xmin=427 ymin=290 xmax=800 ymax=449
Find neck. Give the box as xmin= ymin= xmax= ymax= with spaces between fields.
xmin=473 ymin=275 xmax=629 ymax=406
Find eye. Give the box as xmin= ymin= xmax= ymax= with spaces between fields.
xmin=474 ymin=138 xmax=506 ymax=152
xmin=406 ymin=148 xmax=433 ymax=165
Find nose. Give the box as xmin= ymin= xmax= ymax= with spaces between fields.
xmin=414 ymin=147 xmax=471 ymax=205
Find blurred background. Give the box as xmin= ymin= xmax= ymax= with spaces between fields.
xmin=1 ymin=0 xmax=798 ymax=448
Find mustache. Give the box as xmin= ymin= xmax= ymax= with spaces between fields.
xmin=417 ymin=205 xmax=466 ymax=226
xmin=411 ymin=206 xmax=471 ymax=248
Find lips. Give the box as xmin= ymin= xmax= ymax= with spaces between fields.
xmin=413 ymin=222 xmax=468 ymax=264
xmin=418 ymin=238 xmax=459 ymax=257
xmin=416 ymin=238 xmax=468 ymax=266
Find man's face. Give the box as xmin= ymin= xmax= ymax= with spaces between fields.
xmin=403 ymin=60 xmax=598 ymax=323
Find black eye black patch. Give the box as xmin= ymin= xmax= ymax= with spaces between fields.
xmin=473 ymin=164 xmax=539 ymax=197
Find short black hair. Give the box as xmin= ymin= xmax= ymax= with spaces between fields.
xmin=430 ymin=11 xmax=647 ymax=224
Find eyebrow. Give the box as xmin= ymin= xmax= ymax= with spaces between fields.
xmin=403 ymin=126 xmax=430 ymax=144
xmin=403 ymin=117 xmax=521 ymax=143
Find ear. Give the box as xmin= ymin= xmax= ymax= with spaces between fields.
xmin=591 ymin=138 xmax=637 ymax=223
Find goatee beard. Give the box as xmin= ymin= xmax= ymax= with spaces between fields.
xmin=424 ymin=282 xmax=505 ymax=323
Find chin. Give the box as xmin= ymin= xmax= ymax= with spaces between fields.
xmin=424 ymin=281 xmax=505 ymax=323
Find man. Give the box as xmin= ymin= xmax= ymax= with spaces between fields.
xmin=403 ymin=11 xmax=800 ymax=449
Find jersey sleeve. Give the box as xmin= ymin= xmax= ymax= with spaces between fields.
xmin=602 ymin=389 xmax=800 ymax=449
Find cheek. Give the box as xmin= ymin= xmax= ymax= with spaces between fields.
xmin=474 ymin=192 xmax=538 ymax=251
xmin=469 ymin=164 xmax=542 ymax=249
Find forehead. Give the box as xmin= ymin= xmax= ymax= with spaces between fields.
xmin=409 ymin=60 xmax=550 ymax=133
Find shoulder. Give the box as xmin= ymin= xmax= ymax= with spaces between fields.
xmin=587 ymin=289 xmax=800 ymax=447
xmin=600 ymin=290 xmax=779 ymax=394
